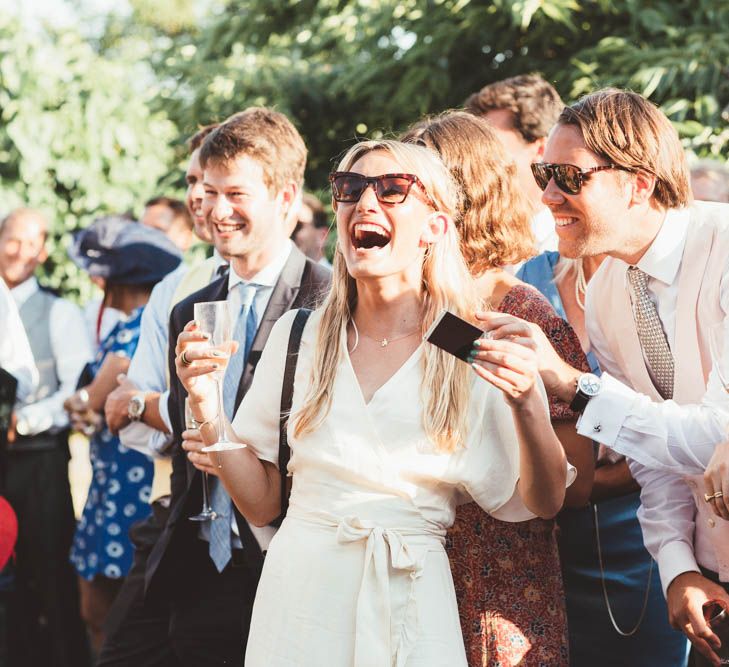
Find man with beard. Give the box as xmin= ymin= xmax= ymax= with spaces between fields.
xmin=485 ymin=89 xmax=729 ymax=666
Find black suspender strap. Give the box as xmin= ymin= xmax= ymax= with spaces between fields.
xmin=277 ymin=308 xmax=312 ymax=518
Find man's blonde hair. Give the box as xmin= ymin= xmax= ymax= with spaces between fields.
xmin=293 ymin=140 xmax=481 ymax=453
xmin=559 ymin=89 xmax=690 ymax=208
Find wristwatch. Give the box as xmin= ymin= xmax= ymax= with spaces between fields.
xmin=127 ymin=393 xmax=147 ymax=422
xmin=569 ymin=373 xmax=602 ymax=412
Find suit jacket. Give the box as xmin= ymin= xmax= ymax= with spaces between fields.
xmin=145 ymin=246 xmax=330 ymax=596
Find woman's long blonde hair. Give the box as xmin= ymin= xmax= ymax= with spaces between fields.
xmin=292 ymin=140 xmax=482 ymax=453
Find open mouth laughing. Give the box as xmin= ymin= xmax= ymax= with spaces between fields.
xmin=350 ymin=222 xmax=391 ymax=250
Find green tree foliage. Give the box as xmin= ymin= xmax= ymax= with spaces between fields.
xmin=0 ymin=15 xmax=177 ymax=300
xmin=4 ymin=1 xmax=729 ymax=295
xmin=154 ymin=0 xmax=729 ymax=189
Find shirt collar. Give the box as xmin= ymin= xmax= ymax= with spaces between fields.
xmin=635 ymin=207 xmax=690 ymax=286
xmin=10 ymin=276 xmax=39 ymax=308
xmin=227 ymin=240 xmax=293 ymax=291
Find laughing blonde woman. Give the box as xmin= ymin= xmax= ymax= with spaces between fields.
xmin=176 ymin=139 xmax=571 ymax=666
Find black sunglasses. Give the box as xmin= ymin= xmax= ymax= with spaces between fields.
xmin=329 ymin=171 xmax=436 ymax=208
xmin=531 ymin=162 xmax=632 ymax=195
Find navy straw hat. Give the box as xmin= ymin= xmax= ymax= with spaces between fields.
xmin=69 ymin=215 xmax=183 ymax=285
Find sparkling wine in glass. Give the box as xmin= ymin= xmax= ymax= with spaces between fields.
xmin=185 ymin=398 xmax=216 ymax=522
xmin=709 ymin=321 xmax=729 ymax=394
xmin=192 ymin=301 xmax=247 ymax=452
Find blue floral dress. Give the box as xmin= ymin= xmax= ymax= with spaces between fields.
xmin=70 ymin=307 xmax=153 ymax=581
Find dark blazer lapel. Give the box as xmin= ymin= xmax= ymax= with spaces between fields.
xmin=234 ymin=247 xmax=307 ymax=406
xmin=209 ymin=275 xmax=229 ymax=302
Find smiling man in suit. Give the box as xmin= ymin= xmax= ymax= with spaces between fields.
xmin=122 ymin=108 xmax=329 ymax=666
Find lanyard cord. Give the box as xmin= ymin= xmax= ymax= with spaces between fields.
xmin=593 ymin=502 xmax=654 ymax=637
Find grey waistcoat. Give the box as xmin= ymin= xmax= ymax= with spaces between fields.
xmin=15 ymin=288 xmax=66 ymax=451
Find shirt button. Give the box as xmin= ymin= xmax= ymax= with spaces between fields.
xmin=709 ymin=518 xmax=716 ymax=528
xmin=593 ymin=424 xmax=602 ymax=433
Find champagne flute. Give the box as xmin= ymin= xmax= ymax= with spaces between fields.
xmin=192 ymin=301 xmax=247 ymax=452
xmin=185 ymin=398 xmax=216 ymax=522
xmin=709 ymin=321 xmax=729 ymax=393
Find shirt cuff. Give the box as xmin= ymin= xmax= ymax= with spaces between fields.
xmin=576 ymin=373 xmax=637 ymax=447
xmin=158 ymin=390 xmax=172 ymax=433
xmin=15 ymin=403 xmax=57 ymax=436
xmin=656 ymin=539 xmax=701 ymax=597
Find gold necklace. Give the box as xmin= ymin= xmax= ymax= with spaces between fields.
xmin=349 ymin=319 xmax=420 ymax=352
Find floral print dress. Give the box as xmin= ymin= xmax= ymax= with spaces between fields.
xmin=70 ymin=307 xmax=153 ymax=580
xmin=447 ymin=284 xmax=590 ymax=667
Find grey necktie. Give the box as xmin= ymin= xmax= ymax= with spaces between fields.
xmin=626 ymin=266 xmax=674 ymax=399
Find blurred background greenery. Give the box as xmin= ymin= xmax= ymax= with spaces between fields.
xmin=2 ymin=0 xmax=728 ymax=300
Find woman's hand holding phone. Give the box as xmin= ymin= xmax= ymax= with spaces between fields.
xmin=468 ymin=311 xmax=541 ymax=407
xmin=423 ymin=309 xmax=540 ymax=407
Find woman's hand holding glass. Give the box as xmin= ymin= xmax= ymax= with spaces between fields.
xmin=182 ymin=425 xmax=220 ymax=478
xmin=174 ymin=320 xmax=236 ymax=425
xmin=468 ymin=311 xmax=542 ymax=407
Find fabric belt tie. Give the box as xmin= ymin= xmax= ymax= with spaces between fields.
xmin=335 ymin=515 xmax=434 ymax=667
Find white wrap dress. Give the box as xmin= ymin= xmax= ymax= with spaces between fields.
xmin=231 ymin=309 xmax=561 ymax=666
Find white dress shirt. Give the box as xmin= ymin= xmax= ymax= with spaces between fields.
xmin=11 ymin=278 xmax=93 ymax=435
xmin=531 ymin=206 xmax=559 ymax=255
xmin=579 ymin=207 xmax=729 ymax=593
xmin=121 ymin=263 xmax=189 ymax=457
xmin=83 ymin=297 xmax=124 ymax=349
xmin=0 ymin=279 xmax=38 ymax=402
xmin=578 ymin=208 xmax=729 ymax=473
xmin=121 ymin=257 xmax=226 ymax=457
xmin=507 ymin=207 xmax=558 ymax=274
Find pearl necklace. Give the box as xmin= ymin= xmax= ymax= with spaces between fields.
xmin=349 ymin=319 xmax=420 ymax=353
xmin=575 ymin=259 xmax=587 ymax=311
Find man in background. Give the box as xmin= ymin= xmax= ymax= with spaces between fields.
xmin=142 ymin=196 xmax=196 ymax=253
xmin=466 ymin=73 xmax=563 ymax=258
xmin=0 ymin=208 xmax=92 ymax=667
xmin=691 ymin=159 xmax=729 ymax=203
xmin=98 ymin=124 xmax=225 ymax=664
xmin=291 ymin=192 xmax=331 ymax=267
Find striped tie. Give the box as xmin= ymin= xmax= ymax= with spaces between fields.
xmin=208 ymin=282 xmax=259 ymax=572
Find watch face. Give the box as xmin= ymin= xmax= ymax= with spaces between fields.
xmin=578 ymin=373 xmax=601 ymax=397
xmin=129 ymin=395 xmax=145 ymax=418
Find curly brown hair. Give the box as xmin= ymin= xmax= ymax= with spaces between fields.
xmin=464 ymin=74 xmax=563 ymax=144
xmin=402 ymin=111 xmax=535 ymax=273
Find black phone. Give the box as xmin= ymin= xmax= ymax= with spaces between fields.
xmin=424 ymin=310 xmax=484 ymax=362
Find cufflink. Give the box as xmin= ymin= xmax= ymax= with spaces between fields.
xmin=593 ymin=424 xmax=602 ymax=433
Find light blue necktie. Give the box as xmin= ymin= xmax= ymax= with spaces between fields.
xmin=209 ymin=282 xmax=259 ymax=572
